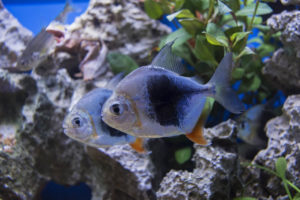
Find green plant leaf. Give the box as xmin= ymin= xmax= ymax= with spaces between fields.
xmin=179 ymin=18 xmax=204 ymax=36
xmin=232 ymin=68 xmax=245 ymax=79
xmin=293 ymin=195 xmax=300 ymax=200
xmin=159 ymin=28 xmax=192 ymax=49
xmin=257 ymin=44 xmax=275 ymax=57
xmin=175 ymin=147 xmax=192 ymax=164
xmin=236 ymin=2 xmax=272 ymax=16
xmin=174 ymin=43 xmax=194 ymax=65
xmin=239 ymin=74 xmax=261 ymax=92
xmin=167 ymin=9 xmax=195 ymax=21
xmin=107 ymin=52 xmax=138 ymax=75
xmin=276 ymin=157 xmax=287 ymax=179
xmin=249 ymin=75 xmax=261 ymax=91
xmin=245 ymin=72 xmax=255 ymax=79
xmin=206 ymin=23 xmax=229 ymax=47
xmin=189 ymin=0 xmax=210 ymax=11
xmin=231 ymin=31 xmax=251 ymax=47
xmin=193 ymin=35 xmax=218 ymax=66
xmin=144 ymin=0 xmax=163 ymax=19
xmin=206 ymin=23 xmax=225 ymax=38
xmin=224 ymin=26 xmax=243 ymax=38
xmin=222 ymin=0 xmax=240 ymax=12
xmin=258 ymin=91 xmax=268 ymax=102
xmin=206 ymin=33 xmax=224 ymax=46
xmin=293 ymin=191 xmax=300 ymax=200
xmin=253 ymin=24 xmax=271 ymax=32
xmin=175 ymin=0 xmax=185 ymax=10
xmin=247 ymin=37 xmax=263 ymax=45
xmin=247 ymin=16 xmax=263 ymax=25
xmin=232 ymin=39 xmax=248 ymax=53
xmin=218 ymin=0 xmax=232 ymax=14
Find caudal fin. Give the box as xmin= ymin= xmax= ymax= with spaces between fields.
xmin=208 ymin=53 xmax=245 ymax=114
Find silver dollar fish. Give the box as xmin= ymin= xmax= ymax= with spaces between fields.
xmin=16 ymin=1 xmax=73 ymax=71
xmin=101 ymin=42 xmax=245 ymax=145
xmin=63 ymin=74 xmax=145 ymax=152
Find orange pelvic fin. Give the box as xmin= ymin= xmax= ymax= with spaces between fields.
xmin=129 ymin=138 xmax=145 ymax=153
xmin=186 ymin=116 xmax=208 ymax=145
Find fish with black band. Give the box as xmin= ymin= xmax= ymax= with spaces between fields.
xmin=63 ymin=74 xmax=145 ymax=153
xmin=101 ymin=42 xmax=245 ymax=145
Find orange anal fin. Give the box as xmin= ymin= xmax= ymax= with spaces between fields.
xmin=186 ymin=117 xmax=208 ymax=145
xmin=129 ymin=138 xmax=145 ymax=153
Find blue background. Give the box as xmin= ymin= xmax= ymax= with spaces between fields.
xmin=3 ymin=0 xmax=89 ymax=35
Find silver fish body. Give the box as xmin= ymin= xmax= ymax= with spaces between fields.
xmin=17 ymin=29 xmax=54 ymax=71
xmin=236 ymin=103 xmax=272 ymax=159
xmin=103 ymin=66 xmax=210 ymax=137
xmin=101 ymin=43 xmax=244 ymax=141
xmin=16 ymin=2 xmax=73 ymax=71
xmin=63 ymin=88 xmax=135 ymax=147
xmin=237 ymin=104 xmax=266 ymax=146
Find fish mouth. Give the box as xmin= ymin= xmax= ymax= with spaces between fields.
xmin=62 ymin=122 xmax=72 ymax=136
xmin=63 ymin=127 xmax=71 ymax=136
xmin=62 ymin=124 xmax=68 ymax=129
xmin=62 ymin=126 xmax=91 ymax=141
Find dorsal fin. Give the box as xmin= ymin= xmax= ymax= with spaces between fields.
xmin=151 ymin=41 xmax=188 ymax=75
xmin=105 ymin=72 xmax=125 ymax=90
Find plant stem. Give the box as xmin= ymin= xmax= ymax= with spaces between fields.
xmin=283 ymin=181 xmax=292 ymax=200
xmin=248 ymin=0 xmax=260 ymax=31
xmin=251 ymin=164 xmax=277 ymax=176
xmin=205 ymin=0 xmax=215 ymax=25
xmin=286 ymin=180 xmax=300 ymax=193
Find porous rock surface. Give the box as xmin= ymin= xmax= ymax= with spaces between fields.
xmin=157 ymin=120 xmax=240 ymax=200
xmin=238 ymin=95 xmax=300 ymax=199
xmin=0 ymin=68 xmax=155 ymax=200
xmin=0 ymin=1 xmax=32 ymax=68
xmin=1 ymin=0 xmax=300 ymax=200
xmin=67 ymin=0 xmax=170 ymax=66
xmin=263 ymin=11 xmax=300 ymax=94
xmin=280 ymin=0 xmax=300 ymax=6
xmin=0 ymin=0 xmax=170 ymax=199
xmin=43 ymin=0 xmax=170 ymax=79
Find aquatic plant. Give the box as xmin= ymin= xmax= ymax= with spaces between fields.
xmin=250 ymin=157 xmax=300 ymax=200
xmin=107 ymin=52 xmax=139 ymax=75
xmin=142 ymin=0 xmax=286 ymax=166
xmin=107 ymin=0 xmax=284 ymax=166
xmin=144 ymin=0 xmax=280 ymax=105
xmin=236 ymin=157 xmax=300 ymax=200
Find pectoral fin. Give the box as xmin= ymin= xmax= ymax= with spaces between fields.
xmin=186 ymin=116 xmax=208 ymax=145
xmin=129 ymin=138 xmax=145 ymax=153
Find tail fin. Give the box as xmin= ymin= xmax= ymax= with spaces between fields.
xmin=207 ymin=53 xmax=245 ymax=114
xmin=54 ymin=0 xmax=75 ymax=23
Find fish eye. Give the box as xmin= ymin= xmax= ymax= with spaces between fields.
xmin=19 ymin=60 xmax=26 ymax=66
xmin=110 ymin=103 xmax=123 ymax=116
xmin=72 ymin=117 xmax=82 ymax=128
